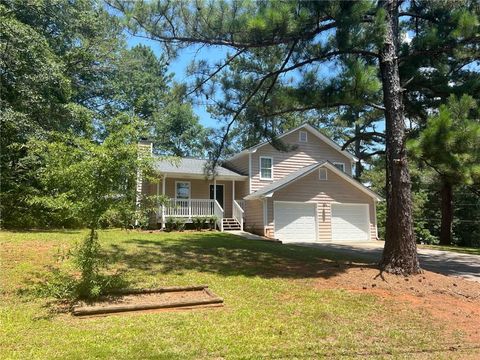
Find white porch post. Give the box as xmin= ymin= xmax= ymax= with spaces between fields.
xmin=156 ymin=181 xmax=160 ymax=223
xmin=161 ymin=174 xmax=166 ymax=229
xmin=213 ymin=179 xmax=217 ymax=203
xmin=232 ymin=180 xmax=235 ymax=218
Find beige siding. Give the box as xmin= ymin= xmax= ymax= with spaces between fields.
xmin=225 ymin=154 xmax=250 ymax=196
xmin=269 ymin=169 xmax=377 ymax=241
xmin=251 ymin=128 xmax=353 ymax=192
xmin=244 ymin=199 xmax=264 ymax=235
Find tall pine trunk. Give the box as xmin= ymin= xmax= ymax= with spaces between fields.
xmin=354 ymin=122 xmax=363 ymax=180
xmin=378 ymin=0 xmax=420 ymax=274
xmin=439 ymin=180 xmax=453 ymax=246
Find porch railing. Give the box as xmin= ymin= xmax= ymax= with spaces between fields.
xmin=233 ymin=200 xmax=244 ymax=231
xmin=235 ymin=199 xmax=245 ymax=210
xmin=213 ymin=200 xmax=224 ymax=231
xmin=164 ymin=199 xmax=215 ymax=217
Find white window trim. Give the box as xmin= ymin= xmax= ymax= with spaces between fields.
xmin=259 ymin=156 xmax=274 ymax=180
xmin=333 ymin=162 xmax=345 ymax=172
xmin=175 ymin=181 xmax=191 ymax=199
xmin=299 ymin=130 xmax=308 ymax=142
xmin=319 ymin=168 xmax=328 ymax=181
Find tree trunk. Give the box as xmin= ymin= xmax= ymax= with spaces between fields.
xmin=439 ymin=180 xmax=453 ymax=246
xmin=378 ymin=0 xmax=420 ymax=274
xmin=354 ymin=122 xmax=363 ymax=180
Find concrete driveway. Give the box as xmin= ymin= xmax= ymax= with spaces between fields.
xmin=294 ymin=241 xmax=480 ymax=283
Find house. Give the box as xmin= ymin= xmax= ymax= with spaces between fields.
xmin=139 ymin=124 xmax=382 ymax=243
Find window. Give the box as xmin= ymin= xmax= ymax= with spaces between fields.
xmin=319 ymin=168 xmax=328 ymax=181
xmin=333 ymin=162 xmax=345 ymax=172
xmin=260 ymin=157 xmax=273 ymax=180
xmin=299 ymin=130 xmax=308 ymax=142
xmin=175 ymin=181 xmax=190 ymax=199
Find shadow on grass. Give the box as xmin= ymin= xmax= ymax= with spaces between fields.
xmin=104 ymin=232 xmax=378 ymax=280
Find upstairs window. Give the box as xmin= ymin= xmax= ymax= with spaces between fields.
xmin=175 ymin=181 xmax=190 ymax=199
xmin=260 ymin=157 xmax=273 ymax=180
xmin=333 ymin=162 xmax=345 ymax=172
xmin=319 ymin=168 xmax=328 ymax=181
xmin=299 ymin=130 xmax=308 ymax=142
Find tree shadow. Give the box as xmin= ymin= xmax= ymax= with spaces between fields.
xmin=104 ymin=233 xmax=378 ymax=280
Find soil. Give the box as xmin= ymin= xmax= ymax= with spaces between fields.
xmin=77 ymin=289 xmax=213 ymax=309
xmin=313 ymin=264 xmax=480 ymax=344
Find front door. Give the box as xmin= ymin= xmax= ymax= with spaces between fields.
xmin=209 ymin=184 xmax=224 ymax=209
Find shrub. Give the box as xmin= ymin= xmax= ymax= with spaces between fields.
xmin=192 ymin=216 xmax=203 ymax=231
xmin=208 ymin=215 xmax=218 ymax=230
xmin=165 ymin=217 xmax=175 ymax=232
xmin=175 ymin=217 xmax=186 ymax=232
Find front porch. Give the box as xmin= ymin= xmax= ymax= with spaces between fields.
xmin=159 ymin=198 xmax=245 ymax=231
xmin=149 ymin=157 xmax=249 ymax=231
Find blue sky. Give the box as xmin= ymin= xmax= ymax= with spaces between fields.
xmin=127 ymin=36 xmax=226 ymax=128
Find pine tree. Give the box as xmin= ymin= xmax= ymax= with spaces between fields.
xmin=408 ymin=95 xmax=480 ymax=246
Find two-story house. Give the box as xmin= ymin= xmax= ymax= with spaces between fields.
xmin=140 ymin=123 xmax=381 ymax=243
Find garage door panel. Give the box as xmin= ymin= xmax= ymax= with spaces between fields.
xmin=275 ymin=202 xmax=316 ymax=243
xmin=331 ymin=204 xmax=369 ymax=241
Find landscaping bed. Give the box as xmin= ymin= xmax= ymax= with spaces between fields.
xmin=73 ymin=286 xmax=223 ymax=316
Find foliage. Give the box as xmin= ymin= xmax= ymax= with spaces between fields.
xmin=0 ymin=1 xmax=208 ymax=229
xmin=408 ymin=95 xmax=480 ymax=186
xmin=192 ymin=216 xmax=208 ymax=231
xmin=165 ymin=217 xmax=176 ymax=232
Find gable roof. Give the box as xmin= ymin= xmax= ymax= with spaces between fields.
xmin=227 ymin=123 xmax=359 ymax=162
xmin=154 ymin=157 xmax=247 ymax=180
xmin=244 ymin=161 xmax=382 ymax=201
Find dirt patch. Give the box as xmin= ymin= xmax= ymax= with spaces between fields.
xmin=314 ymin=265 xmax=480 ymax=343
xmin=73 ymin=287 xmax=223 ymax=317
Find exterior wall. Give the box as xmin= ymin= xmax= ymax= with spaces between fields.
xmin=250 ymin=128 xmax=353 ymax=193
xmin=224 ymin=155 xmax=250 ymax=195
xmin=244 ymin=199 xmax=264 ymax=235
xmin=144 ymin=177 xmax=248 ymax=222
xmin=266 ymin=169 xmax=377 ymax=241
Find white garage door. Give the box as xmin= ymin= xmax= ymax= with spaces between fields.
xmin=331 ymin=204 xmax=370 ymax=241
xmin=274 ymin=202 xmax=317 ymax=243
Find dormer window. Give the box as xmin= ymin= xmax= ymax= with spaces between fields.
xmin=319 ymin=168 xmax=328 ymax=181
xmin=299 ymin=130 xmax=308 ymax=142
xmin=333 ymin=162 xmax=345 ymax=172
xmin=260 ymin=156 xmax=273 ymax=180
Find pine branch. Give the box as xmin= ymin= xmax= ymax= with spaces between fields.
xmin=341 ymin=132 xmax=386 ymax=151
xmin=262 ymin=40 xmax=298 ymax=106
xmin=186 ymin=48 xmax=246 ymax=96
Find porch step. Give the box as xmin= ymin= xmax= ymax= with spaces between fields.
xmin=222 ymin=218 xmax=241 ymax=230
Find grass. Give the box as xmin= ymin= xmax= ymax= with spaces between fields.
xmin=419 ymin=244 xmax=480 ymax=256
xmin=0 ymin=229 xmax=470 ymax=359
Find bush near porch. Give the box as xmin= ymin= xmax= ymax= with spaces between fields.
xmin=1 ymin=229 xmax=478 ymax=359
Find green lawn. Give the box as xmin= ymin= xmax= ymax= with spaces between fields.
xmin=419 ymin=244 xmax=480 ymax=256
xmin=0 ymin=229 xmax=470 ymax=359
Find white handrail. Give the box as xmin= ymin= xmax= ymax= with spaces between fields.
xmin=233 ymin=200 xmax=244 ymax=231
xmin=213 ymin=199 xmax=224 ymax=231
xmin=165 ymin=199 xmax=215 ymax=217
xmin=235 ymin=199 xmax=245 ymax=210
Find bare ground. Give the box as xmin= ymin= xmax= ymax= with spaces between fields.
xmin=313 ymin=265 xmax=480 ymax=344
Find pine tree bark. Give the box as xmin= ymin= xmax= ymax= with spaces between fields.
xmin=354 ymin=122 xmax=363 ymax=180
xmin=378 ymin=0 xmax=420 ymax=274
xmin=439 ymin=180 xmax=453 ymax=246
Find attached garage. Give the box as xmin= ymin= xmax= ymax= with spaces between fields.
xmin=274 ymin=201 xmax=317 ymax=243
xmin=331 ymin=203 xmax=370 ymax=241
